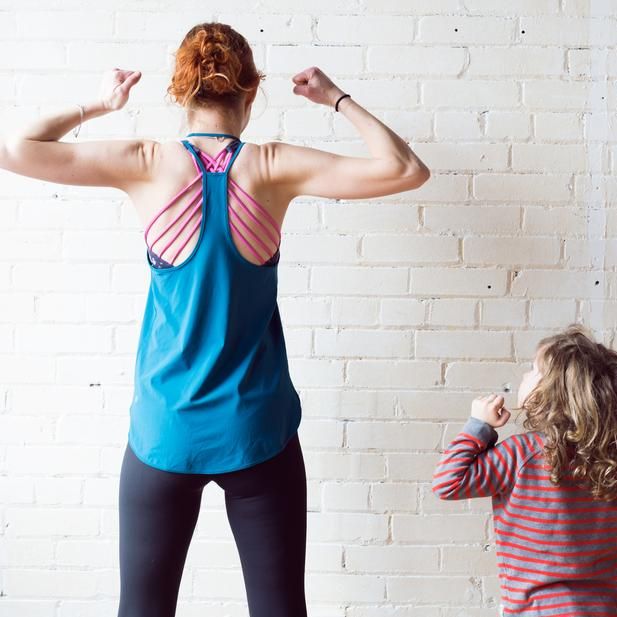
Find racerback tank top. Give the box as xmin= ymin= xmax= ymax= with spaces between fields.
xmin=128 ymin=132 xmax=302 ymax=474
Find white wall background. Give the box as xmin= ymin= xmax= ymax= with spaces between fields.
xmin=1 ymin=0 xmax=615 ymax=615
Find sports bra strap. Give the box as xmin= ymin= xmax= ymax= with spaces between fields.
xmin=226 ymin=140 xmax=244 ymax=172
xmin=182 ymin=140 xmax=209 ymax=177
xmin=187 ymin=131 xmax=240 ymax=140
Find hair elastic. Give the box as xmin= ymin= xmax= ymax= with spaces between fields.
xmin=335 ymin=93 xmax=351 ymax=112
xmin=73 ymin=104 xmax=85 ymax=138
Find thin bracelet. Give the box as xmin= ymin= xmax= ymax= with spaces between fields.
xmin=335 ymin=93 xmax=351 ymax=112
xmin=73 ymin=104 xmax=84 ymax=138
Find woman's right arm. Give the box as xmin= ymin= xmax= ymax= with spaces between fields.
xmin=261 ymin=66 xmax=430 ymax=201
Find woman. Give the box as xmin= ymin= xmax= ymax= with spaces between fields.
xmin=0 ymin=22 xmax=430 ymax=617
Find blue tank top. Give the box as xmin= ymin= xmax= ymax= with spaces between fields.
xmin=128 ymin=132 xmax=302 ymax=474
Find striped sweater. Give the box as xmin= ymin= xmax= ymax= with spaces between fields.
xmin=432 ymin=417 xmax=617 ymax=617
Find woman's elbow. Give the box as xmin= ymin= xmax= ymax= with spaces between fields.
xmin=403 ymin=161 xmax=430 ymax=190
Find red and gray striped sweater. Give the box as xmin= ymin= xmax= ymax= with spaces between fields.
xmin=432 ymin=417 xmax=617 ymax=617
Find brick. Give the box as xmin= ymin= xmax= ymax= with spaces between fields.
xmin=534 ymin=112 xmax=583 ymax=141
xmin=308 ymin=512 xmax=389 ymax=543
xmin=435 ymin=112 xmax=483 ymax=140
xmin=267 ymin=45 xmax=364 ymax=75
xmin=370 ymin=482 xmax=418 ymax=513
xmin=474 ymin=174 xmax=572 ymax=202
xmin=520 ymin=17 xmax=615 ymax=46
xmin=347 ymin=360 xmax=441 ymax=389
xmin=511 ymin=270 xmax=606 ymax=298
xmin=3 ymin=569 xmax=97 ymax=598
xmin=392 ymin=514 xmax=488 ymax=543
xmin=15 ymin=324 xmax=112 ymax=353
xmin=418 ymin=16 xmax=515 ymax=45
xmin=469 ymin=47 xmax=563 ymax=77
xmin=333 ymin=298 xmax=380 ymax=326
xmin=5 ymin=508 xmax=99 ymax=537
xmin=381 ymin=111 xmax=433 ymax=141
xmin=318 ymin=16 xmax=414 ymax=44
xmin=346 ymin=545 xmax=438 ymax=573
xmin=524 ymin=206 xmax=590 ymax=236
xmin=411 ymin=267 xmax=507 ymax=297
xmin=481 ymin=299 xmax=527 ymax=328
xmin=465 ymin=0 xmax=558 ymax=13
xmin=288 ymin=358 xmax=345 ymax=387
xmin=0 ymin=41 xmax=64 ymax=70
xmin=512 ymin=144 xmax=586 ymax=173
xmin=311 ymin=266 xmax=409 ymax=296
xmin=523 ymin=80 xmax=593 ymax=110
xmin=368 ymin=46 xmax=466 ymax=76
xmin=322 ymin=482 xmax=370 ymax=511
xmin=304 ymin=450 xmax=386 ymax=481
xmin=279 ymin=297 xmax=332 ymax=326
xmin=392 ymin=391 xmax=475 ymax=421
xmin=485 ymin=111 xmax=531 ymax=140
xmin=347 ymin=421 xmax=441 ymax=451
xmin=423 ymin=78 xmax=520 ymax=109
xmin=463 ymin=236 xmax=560 ymax=266
xmin=445 ymin=361 xmax=525 ymax=390
xmin=415 ymin=330 xmax=511 ymax=360
xmin=307 ymin=572 xmax=386 ymax=603
xmin=380 ymin=299 xmax=426 ymax=327
xmin=299 ymin=419 xmax=344 ymax=449
xmin=324 ymin=204 xmax=420 ymax=233
xmin=424 ymin=206 xmax=521 ymax=234
xmin=387 ymin=575 xmax=482 ymax=604
xmin=408 ymin=174 xmax=470 ymax=202
xmin=414 ymin=143 xmax=508 ymax=173
xmin=315 ymin=328 xmax=412 ymax=358
xmin=362 ymin=234 xmax=459 ymax=263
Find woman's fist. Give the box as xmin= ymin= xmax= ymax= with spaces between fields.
xmin=99 ymin=68 xmax=142 ymax=112
xmin=291 ymin=66 xmax=344 ymax=108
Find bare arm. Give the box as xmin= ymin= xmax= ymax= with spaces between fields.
xmin=0 ymin=69 xmax=156 ymax=192
xmin=262 ymin=66 xmax=430 ymax=201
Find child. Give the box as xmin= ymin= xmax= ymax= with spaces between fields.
xmin=432 ymin=324 xmax=617 ymax=616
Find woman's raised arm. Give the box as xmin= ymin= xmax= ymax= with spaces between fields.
xmin=261 ymin=66 xmax=430 ymax=201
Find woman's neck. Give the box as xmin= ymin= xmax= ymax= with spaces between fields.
xmin=186 ymin=109 xmax=243 ymax=139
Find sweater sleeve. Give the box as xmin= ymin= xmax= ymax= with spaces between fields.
xmin=432 ymin=417 xmax=522 ymax=500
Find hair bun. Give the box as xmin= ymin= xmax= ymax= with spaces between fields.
xmin=167 ymin=22 xmax=265 ymax=109
xmin=201 ymin=70 xmax=233 ymax=95
xmin=195 ymin=30 xmax=237 ymax=96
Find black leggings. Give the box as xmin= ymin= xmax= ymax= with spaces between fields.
xmin=117 ymin=433 xmax=307 ymax=617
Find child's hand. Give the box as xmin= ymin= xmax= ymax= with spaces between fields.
xmin=471 ymin=394 xmax=511 ymax=428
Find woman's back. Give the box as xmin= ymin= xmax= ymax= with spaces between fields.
xmin=128 ymin=132 xmax=301 ymax=474
xmin=127 ymin=137 xmax=292 ymax=269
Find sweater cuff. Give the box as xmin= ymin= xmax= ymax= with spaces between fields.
xmin=462 ymin=416 xmax=499 ymax=449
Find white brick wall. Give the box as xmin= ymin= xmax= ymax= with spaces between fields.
xmin=0 ymin=1 xmax=614 ymax=616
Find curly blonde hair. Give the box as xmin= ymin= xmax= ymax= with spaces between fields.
xmin=522 ymin=323 xmax=617 ymax=502
xmin=167 ymin=22 xmax=265 ymax=109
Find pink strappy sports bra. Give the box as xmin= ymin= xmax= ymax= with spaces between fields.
xmin=144 ymin=136 xmax=281 ymax=269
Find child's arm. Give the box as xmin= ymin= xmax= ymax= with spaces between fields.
xmin=432 ymin=394 xmax=519 ymax=500
xmin=432 ymin=417 xmax=518 ymax=499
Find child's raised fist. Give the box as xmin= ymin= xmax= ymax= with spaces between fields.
xmin=471 ymin=393 xmax=511 ymax=428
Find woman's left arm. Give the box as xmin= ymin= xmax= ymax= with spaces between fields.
xmin=0 ymin=68 xmax=158 ymax=192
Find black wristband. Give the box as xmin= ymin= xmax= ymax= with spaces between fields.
xmin=335 ymin=93 xmax=351 ymax=112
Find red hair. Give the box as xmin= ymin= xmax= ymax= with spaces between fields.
xmin=167 ymin=22 xmax=265 ymax=108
